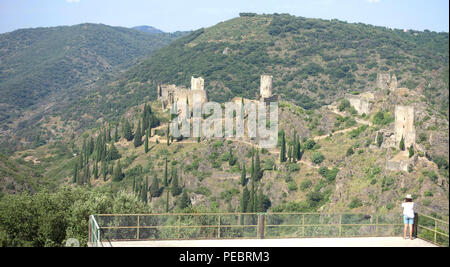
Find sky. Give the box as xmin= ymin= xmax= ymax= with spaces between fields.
xmin=0 ymin=0 xmax=448 ymax=34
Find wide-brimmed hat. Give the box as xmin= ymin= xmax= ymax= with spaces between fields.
xmin=405 ymin=194 xmax=412 ymax=199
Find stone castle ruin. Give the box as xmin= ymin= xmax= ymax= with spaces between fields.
xmin=377 ymin=73 xmax=397 ymax=92
xmin=346 ymin=92 xmax=374 ymax=115
xmin=157 ymin=76 xmax=207 ymax=111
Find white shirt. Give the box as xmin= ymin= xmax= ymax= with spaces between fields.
xmin=402 ymin=202 xmax=415 ymax=218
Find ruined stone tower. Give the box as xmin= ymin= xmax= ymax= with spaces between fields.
xmin=260 ymin=75 xmax=273 ymax=99
xmin=395 ymin=105 xmax=415 ymax=148
xmin=191 ymin=76 xmax=204 ymax=91
xmin=377 ymin=73 xmax=391 ymax=90
xmin=390 ymin=74 xmax=398 ymax=92
xmin=376 ymin=73 xmax=398 ymax=92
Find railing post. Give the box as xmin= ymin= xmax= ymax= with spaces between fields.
xmin=302 ymin=214 xmax=305 ymax=237
xmin=88 ymin=215 xmax=92 ymax=245
xmin=375 ymin=215 xmax=379 ymax=237
xmin=434 ymin=220 xmax=437 ymax=244
xmin=218 ymin=215 xmax=221 ymax=239
xmin=258 ymin=213 xmax=265 ymax=239
xmin=178 ymin=215 xmax=181 ymax=239
xmin=339 ymin=214 xmax=342 ymax=237
xmin=137 ymin=215 xmax=140 ymax=240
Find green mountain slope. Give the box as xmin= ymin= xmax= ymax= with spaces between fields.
xmin=119 ymin=14 xmax=448 ymax=110
xmin=0 ymin=23 xmax=186 ymax=153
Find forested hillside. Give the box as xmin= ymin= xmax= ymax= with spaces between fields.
xmin=0 ymin=23 xmax=187 ymax=153
xmin=117 ymin=14 xmax=448 ymax=111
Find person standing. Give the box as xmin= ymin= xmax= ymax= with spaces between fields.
xmin=402 ymin=194 xmax=415 ymax=240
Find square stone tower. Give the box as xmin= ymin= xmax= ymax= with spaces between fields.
xmin=191 ymin=76 xmax=204 ymax=91
xmin=260 ymin=75 xmax=273 ymax=99
xmin=395 ymin=105 xmax=415 ymax=148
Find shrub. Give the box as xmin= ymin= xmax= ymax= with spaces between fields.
xmin=303 ymin=139 xmax=316 ymax=150
xmin=300 ymin=179 xmax=312 ymax=191
xmin=349 ymin=198 xmax=363 ymax=209
xmin=346 ymin=147 xmax=354 ymax=156
xmin=311 ymin=152 xmax=325 ymax=164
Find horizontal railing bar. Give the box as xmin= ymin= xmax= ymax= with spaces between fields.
xmin=96 ymin=213 xmax=404 ymax=217
xmin=96 ymin=213 xmax=261 ymax=216
xmin=417 ymin=213 xmax=449 ymax=224
xmin=102 ymin=234 xmax=410 ymax=243
xmin=266 ymin=224 xmax=403 ymax=227
xmin=417 ymin=225 xmax=449 ymax=237
xmin=100 ymin=223 xmax=404 ymax=230
xmin=100 ymin=225 xmax=259 ymax=230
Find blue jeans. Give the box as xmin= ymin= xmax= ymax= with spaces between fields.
xmin=403 ymin=215 xmax=414 ymax=225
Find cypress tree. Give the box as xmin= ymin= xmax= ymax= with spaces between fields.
xmin=240 ymin=162 xmax=246 ymax=186
xmin=377 ymin=132 xmax=384 ymax=148
xmin=114 ymin=124 xmax=119 ymax=142
xmin=88 ymin=137 xmax=95 ymax=156
xmin=164 ymin=158 xmax=168 ymax=187
xmin=93 ymin=162 xmax=98 ymax=180
xmin=250 ymin=154 xmax=255 ymax=181
xmin=255 ymin=149 xmax=262 ymax=181
xmin=113 ymin=160 xmax=123 ymax=182
xmin=179 ymin=189 xmax=191 ymax=210
xmin=171 ymin=169 xmax=181 ymax=196
xmin=141 ymin=177 xmax=148 ymax=204
xmin=72 ymin=163 xmax=78 ymax=184
xmin=144 ymin=129 xmax=149 ymax=153
xmin=280 ymin=130 xmax=286 ymax=163
xmin=399 ymin=135 xmax=405 ymax=151
xmin=408 ymin=145 xmax=414 ymax=158
xmin=288 ymin=144 xmax=292 ymax=163
xmin=293 ymin=131 xmax=298 ymax=161
xmin=257 ymin=189 xmax=264 ymax=212
xmin=150 ymin=176 xmax=160 ymax=198
xmin=108 ymin=141 xmax=120 ymax=161
xmin=296 ymin=137 xmax=301 ymax=161
xmin=143 ymin=103 xmax=149 ymax=131
xmin=166 ymin=126 xmax=170 ymax=146
xmin=107 ymin=125 xmax=111 ymax=142
xmin=85 ymin=163 xmax=91 ymax=187
xmin=165 ymin=190 xmax=169 ymax=212
xmin=123 ymin=120 xmax=133 ymax=141
xmin=101 ymin=159 xmax=107 ymax=181
xmin=78 ymin=154 xmax=84 ymax=171
xmin=82 ymin=138 xmax=88 ymax=164
xmin=241 ymin=186 xmax=250 ymax=212
xmin=134 ymin=120 xmax=143 ymax=147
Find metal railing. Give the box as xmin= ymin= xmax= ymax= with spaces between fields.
xmin=416 ymin=213 xmax=449 ymax=247
xmin=87 ymin=212 xmax=449 ymax=246
xmin=88 ymin=215 xmax=102 ymax=247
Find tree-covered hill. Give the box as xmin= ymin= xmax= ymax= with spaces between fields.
xmin=132 ymin=25 xmax=165 ymax=34
xmin=119 ymin=14 xmax=448 ymax=111
xmin=0 ymin=23 xmax=187 ymax=153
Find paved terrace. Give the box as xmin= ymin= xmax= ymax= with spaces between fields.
xmin=101 ymin=237 xmax=436 ymax=247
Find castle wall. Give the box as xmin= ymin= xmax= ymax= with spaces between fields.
xmin=158 ymin=77 xmax=207 ymax=110
xmin=395 ymin=105 xmax=415 ymax=148
xmin=346 ymin=92 xmax=374 ymax=115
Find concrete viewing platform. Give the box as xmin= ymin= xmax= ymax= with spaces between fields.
xmin=101 ymin=237 xmax=436 ymax=247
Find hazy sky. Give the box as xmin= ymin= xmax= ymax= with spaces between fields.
xmin=0 ymin=0 xmax=448 ymax=34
